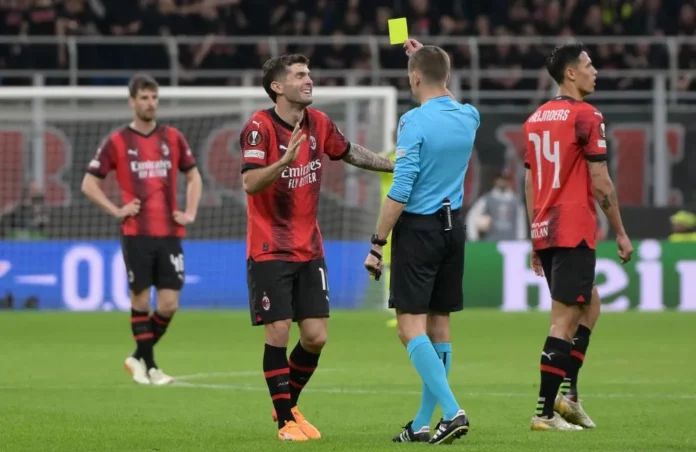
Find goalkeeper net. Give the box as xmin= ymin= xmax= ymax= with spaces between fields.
xmin=0 ymin=86 xmax=397 ymax=312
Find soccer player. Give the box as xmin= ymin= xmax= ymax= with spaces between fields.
xmin=81 ymin=74 xmax=202 ymax=385
xmin=523 ymin=44 xmax=633 ymax=430
xmin=364 ymin=40 xmax=477 ymax=445
xmin=240 ymin=54 xmax=394 ymax=441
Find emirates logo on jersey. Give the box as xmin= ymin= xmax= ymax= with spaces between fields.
xmin=281 ymin=159 xmax=322 ymax=189
xmin=130 ymin=160 xmax=172 ymax=179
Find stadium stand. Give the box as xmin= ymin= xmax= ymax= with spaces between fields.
xmin=1 ymin=0 xmax=693 ymax=100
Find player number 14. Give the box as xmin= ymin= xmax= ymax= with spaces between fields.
xmin=528 ymin=131 xmax=561 ymax=189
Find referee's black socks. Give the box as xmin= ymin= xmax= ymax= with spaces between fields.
xmin=536 ymin=336 xmax=571 ymax=418
xmin=263 ymin=343 xmax=294 ymax=428
xmin=288 ymin=341 xmax=320 ymax=406
xmin=560 ymin=325 xmax=591 ymax=402
xmin=130 ymin=308 xmax=157 ymax=370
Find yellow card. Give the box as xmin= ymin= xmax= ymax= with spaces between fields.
xmin=388 ymin=17 xmax=408 ymax=45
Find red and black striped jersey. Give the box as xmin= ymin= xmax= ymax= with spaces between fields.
xmin=523 ymin=96 xmax=607 ymax=250
xmin=87 ymin=124 xmax=196 ymax=237
xmin=240 ymin=108 xmax=350 ymax=262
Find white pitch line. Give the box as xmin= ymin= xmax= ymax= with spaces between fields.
xmin=1 ymin=370 xmax=695 ymax=401
xmin=169 ymin=381 xmax=696 ymax=401
xmin=174 ymin=371 xmax=262 ymax=381
xmin=0 ymin=381 xmax=694 ymax=401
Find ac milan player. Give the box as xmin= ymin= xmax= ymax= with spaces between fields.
xmin=523 ymin=44 xmax=633 ymax=431
xmin=240 ymin=54 xmax=394 ymax=441
xmin=81 ymin=74 xmax=202 ymax=385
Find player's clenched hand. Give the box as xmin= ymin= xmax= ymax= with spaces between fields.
xmin=280 ymin=122 xmax=306 ymax=166
xmin=616 ymin=234 xmax=633 ymax=264
xmin=117 ymin=199 xmax=140 ymax=220
xmin=173 ymin=210 xmax=195 ymax=226
xmin=530 ymin=251 xmax=544 ymax=277
xmin=404 ymin=38 xmax=423 ymax=57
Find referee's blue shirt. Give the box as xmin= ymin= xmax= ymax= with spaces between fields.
xmin=388 ymin=96 xmax=480 ymax=215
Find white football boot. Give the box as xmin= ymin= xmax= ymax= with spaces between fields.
xmin=148 ymin=368 xmax=175 ymax=385
xmin=530 ymin=413 xmax=583 ymax=431
xmin=555 ymin=394 xmax=596 ymax=429
xmin=124 ymin=356 xmax=150 ymax=384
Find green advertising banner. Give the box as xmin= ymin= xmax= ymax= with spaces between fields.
xmin=462 ymin=240 xmax=696 ymax=311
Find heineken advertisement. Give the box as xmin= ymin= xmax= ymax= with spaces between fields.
xmin=462 ymin=240 xmax=696 ymax=311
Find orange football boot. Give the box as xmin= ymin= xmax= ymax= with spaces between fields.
xmin=273 ymin=407 xmax=322 ymax=439
xmin=277 ymin=420 xmax=309 ymax=441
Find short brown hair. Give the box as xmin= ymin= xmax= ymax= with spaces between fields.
xmin=407 ymin=45 xmax=450 ymax=84
xmin=128 ymin=73 xmax=159 ymax=98
xmin=261 ymin=54 xmax=310 ymax=103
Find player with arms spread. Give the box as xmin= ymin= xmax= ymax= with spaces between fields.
xmin=240 ymin=54 xmax=394 ymax=441
xmin=81 ymin=74 xmax=202 ymax=385
xmin=523 ymin=44 xmax=633 ymax=430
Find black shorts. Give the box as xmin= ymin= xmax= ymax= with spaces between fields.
xmin=247 ymin=258 xmax=330 ymax=326
xmin=388 ymin=211 xmax=465 ymax=314
xmin=121 ymin=235 xmax=185 ymax=293
xmin=536 ymin=242 xmax=595 ymax=306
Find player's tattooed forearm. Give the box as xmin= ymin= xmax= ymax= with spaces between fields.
xmin=344 ymin=143 xmax=394 ymax=172
xmin=599 ymin=190 xmax=618 ymax=211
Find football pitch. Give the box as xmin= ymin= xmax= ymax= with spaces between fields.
xmin=1 ymin=310 xmax=694 ymax=451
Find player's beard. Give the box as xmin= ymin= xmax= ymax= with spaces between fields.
xmin=137 ymin=110 xmax=156 ymax=123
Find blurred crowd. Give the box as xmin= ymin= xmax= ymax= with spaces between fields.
xmin=0 ymin=0 xmax=695 ymax=94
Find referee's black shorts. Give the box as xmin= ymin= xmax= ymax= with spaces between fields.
xmin=388 ymin=210 xmax=465 ymax=314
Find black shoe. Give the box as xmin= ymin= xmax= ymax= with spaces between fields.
xmin=392 ymin=421 xmax=431 ymax=443
xmin=427 ymin=411 xmax=469 ymax=445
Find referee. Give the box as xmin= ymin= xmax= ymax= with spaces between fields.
xmin=364 ymin=40 xmax=479 ymax=445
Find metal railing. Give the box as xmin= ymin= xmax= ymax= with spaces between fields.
xmin=2 ymin=35 xmax=696 ymax=105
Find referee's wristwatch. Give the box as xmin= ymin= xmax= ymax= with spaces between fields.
xmin=371 ymin=234 xmax=388 ymax=247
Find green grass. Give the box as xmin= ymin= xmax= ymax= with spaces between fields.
xmin=1 ymin=310 xmax=695 ymax=451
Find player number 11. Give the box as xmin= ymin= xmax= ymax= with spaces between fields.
xmin=528 ymin=131 xmax=561 ymax=189
xmin=318 ymin=267 xmax=328 ymax=292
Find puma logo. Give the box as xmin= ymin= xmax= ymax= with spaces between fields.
xmin=541 ymin=351 xmax=554 ymax=360
xmin=252 ymin=120 xmax=261 ymax=127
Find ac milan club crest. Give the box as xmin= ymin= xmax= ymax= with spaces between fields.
xmin=261 ymin=293 xmax=270 ymax=311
